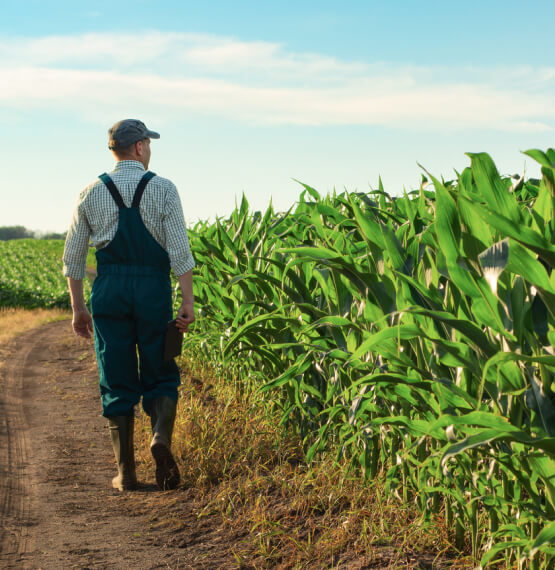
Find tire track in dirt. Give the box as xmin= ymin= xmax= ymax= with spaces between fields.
xmin=0 ymin=335 xmax=34 ymax=567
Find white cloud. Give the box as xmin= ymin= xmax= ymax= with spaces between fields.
xmin=0 ymin=32 xmax=184 ymax=67
xmin=0 ymin=32 xmax=553 ymax=132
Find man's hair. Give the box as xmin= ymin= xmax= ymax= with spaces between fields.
xmin=111 ymin=143 xmax=137 ymax=160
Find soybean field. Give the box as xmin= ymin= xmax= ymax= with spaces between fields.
xmin=0 ymin=239 xmax=95 ymax=309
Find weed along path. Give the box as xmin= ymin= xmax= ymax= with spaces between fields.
xmin=0 ymin=320 xmax=232 ymax=569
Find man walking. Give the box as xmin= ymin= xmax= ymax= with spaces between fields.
xmin=63 ymin=119 xmax=195 ymax=491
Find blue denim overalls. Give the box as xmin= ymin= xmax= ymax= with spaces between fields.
xmin=90 ymin=171 xmax=180 ymax=417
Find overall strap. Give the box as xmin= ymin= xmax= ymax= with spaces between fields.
xmin=99 ymin=173 xmax=126 ymax=209
xmin=132 ymin=171 xmax=156 ymax=208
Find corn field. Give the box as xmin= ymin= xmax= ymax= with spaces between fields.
xmin=1 ymin=150 xmax=553 ymax=566
xmin=181 ymin=150 xmax=555 ymax=568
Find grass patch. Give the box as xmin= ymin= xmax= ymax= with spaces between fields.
xmin=0 ymin=307 xmax=70 ymax=344
xmin=135 ymin=355 xmax=474 ymax=568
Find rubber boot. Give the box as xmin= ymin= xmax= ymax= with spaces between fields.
xmin=150 ymin=396 xmax=180 ymax=490
xmin=108 ymin=414 xmax=138 ymax=491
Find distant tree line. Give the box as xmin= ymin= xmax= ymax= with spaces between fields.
xmin=0 ymin=225 xmax=66 ymax=240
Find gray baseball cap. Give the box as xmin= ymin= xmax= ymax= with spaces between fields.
xmin=108 ymin=119 xmax=160 ymax=150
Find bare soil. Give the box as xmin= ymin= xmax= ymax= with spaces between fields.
xmin=0 ymin=320 xmax=238 ymax=569
xmin=0 ymin=320 xmax=460 ymax=569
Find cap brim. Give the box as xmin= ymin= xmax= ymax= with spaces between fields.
xmin=146 ymin=129 xmax=160 ymax=139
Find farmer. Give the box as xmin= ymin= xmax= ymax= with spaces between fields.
xmin=62 ymin=119 xmax=195 ymax=491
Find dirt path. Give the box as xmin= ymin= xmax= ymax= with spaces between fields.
xmin=0 ymin=320 xmax=232 ymax=569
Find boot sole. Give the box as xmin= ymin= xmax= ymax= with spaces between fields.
xmin=151 ymin=442 xmax=180 ymax=490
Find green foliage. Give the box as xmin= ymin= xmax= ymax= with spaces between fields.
xmin=0 ymin=239 xmax=93 ymax=308
xmin=180 ymin=152 xmax=555 ymax=567
xmin=0 ymin=226 xmax=66 ymax=240
xmin=0 ymin=225 xmax=35 ymax=240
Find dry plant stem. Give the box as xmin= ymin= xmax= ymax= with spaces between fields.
xmin=133 ymin=354 xmax=475 ymax=568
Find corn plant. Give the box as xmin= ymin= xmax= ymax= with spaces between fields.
xmin=181 ymin=150 xmax=555 ymax=568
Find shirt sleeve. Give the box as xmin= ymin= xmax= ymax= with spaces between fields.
xmin=164 ymin=184 xmax=196 ymax=276
xmin=62 ymin=196 xmax=92 ymax=279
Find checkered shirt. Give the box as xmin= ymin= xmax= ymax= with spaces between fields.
xmin=63 ymin=160 xmax=195 ymax=279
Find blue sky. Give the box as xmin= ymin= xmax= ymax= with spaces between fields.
xmin=1 ymin=1 xmax=554 ymax=232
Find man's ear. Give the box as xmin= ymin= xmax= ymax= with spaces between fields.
xmin=135 ymin=140 xmax=144 ymax=157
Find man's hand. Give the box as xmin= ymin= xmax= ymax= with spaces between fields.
xmin=176 ymin=269 xmax=195 ymax=333
xmin=176 ymin=301 xmax=195 ymax=333
xmin=72 ymin=308 xmax=93 ymax=338
xmin=67 ymin=277 xmax=93 ymax=339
